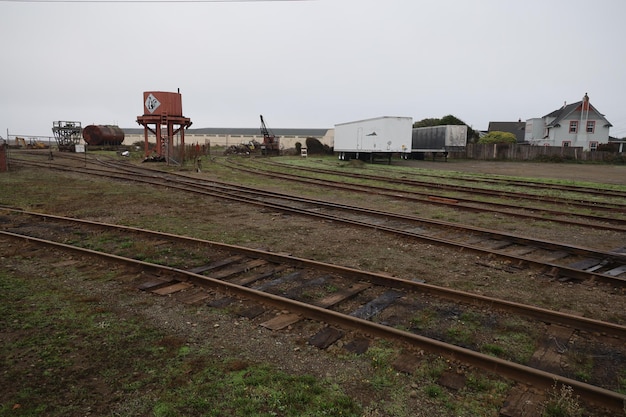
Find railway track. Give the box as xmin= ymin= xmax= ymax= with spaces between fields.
xmin=10 ymin=155 xmax=626 ymax=288
xmin=1 ymin=208 xmax=625 ymax=413
xmin=224 ymin=159 xmax=626 ymax=230
xmin=290 ymin=158 xmax=626 ymax=201
xmin=259 ymin=159 xmax=626 ymax=213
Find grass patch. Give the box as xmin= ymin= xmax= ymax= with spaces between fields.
xmin=0 ymin=267 xmax=360 ymax=417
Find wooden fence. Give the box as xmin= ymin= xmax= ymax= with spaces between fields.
xmin=449 ymin=144 xmax=625 ymax=162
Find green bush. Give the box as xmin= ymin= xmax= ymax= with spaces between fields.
xmin=478 ymin=131 xmax=517 ymax=145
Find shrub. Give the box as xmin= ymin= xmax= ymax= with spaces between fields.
xmin=478 ymin=131 xmax=517 ymax=145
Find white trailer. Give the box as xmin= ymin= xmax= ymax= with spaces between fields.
xmin=334 ymin=116 xmax=413 ymax=162
xmin=407 ymin=125 xmax=468 ymax=161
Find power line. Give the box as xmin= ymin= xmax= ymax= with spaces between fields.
xmin=1 ymin=0 xmax=312 ymax=3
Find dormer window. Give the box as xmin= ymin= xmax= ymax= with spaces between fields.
xmin=569 ymin=121 xmax=578 ymax=133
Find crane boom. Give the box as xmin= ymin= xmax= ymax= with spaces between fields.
xmin=259 ymin=114 xmax=279 ymax=155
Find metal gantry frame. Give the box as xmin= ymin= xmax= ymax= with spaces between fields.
xmin=52 ymin=121 xmax=82 ymax=151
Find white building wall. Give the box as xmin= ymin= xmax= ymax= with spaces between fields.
xmin=524 ymin=118 xmax=546 ymax=143
xmin=525 ymin=115 xmax=610 ymax=150
xmin=123 ymin=129 xmax=335 ymax=150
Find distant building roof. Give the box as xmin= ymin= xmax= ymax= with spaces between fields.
xmin=544 ymin=93 xmax=612 ymax=128
xmin=487 ymin=121 xmax=526 ymax=143
xmin=123 ymin=127 xmax=330 ymax=137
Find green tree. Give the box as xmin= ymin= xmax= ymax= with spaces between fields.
xmin=412 ymin=118 xmax=441 ymax=128
xmin=305 ymin=137 xmax=332 ymax=154
xmin=413 ymin=115 xmax=478 ymax=143
xmin=478 ymin=131 xmax=517 ymax=144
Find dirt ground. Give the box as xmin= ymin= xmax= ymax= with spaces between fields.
xmin=1 ymin=157 xmax=625 ymax=416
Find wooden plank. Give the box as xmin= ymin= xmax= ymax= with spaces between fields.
xmin=285 ymin=275 xmax=330 ymax=298
xmin=187 ymin=255 xmax=245 ymax=274
xmin=427 ymin=195 xmax=458 ymax=204
xmin=260 ymin=313 xmax=301 ymax=330
xmin=499 ymin=385 xmax=544 ymax=417
xmin=180 ymin=291 xmax=211 ymax=305
xmin=350 ymin=290 xmax=403 ymax=320
xmin=52 ymin=260 xmax=81 ymax=268
xmin=529 ymin=323 xmax=574 ymax=374
xmin=484 ymin=239 xmax=514 ymax=250
xmin=605 ymin=264 xmax=626 ymax=277
xmin=152 ymin=282 xmax=193 ymax=295
xmin=392 ymin=352 xmax=421 ymax=375
xmin=308 ymin=327 xmax=344 ymax=349
xmin=148 ymin=240 xmax=170 ymax=247
xmin=545 ymin=251 xmax=570 ymax=261
xmin=343 ymin=337 xmax=370 ymax=354
xmin=438 ymin=371 xmax=466 ymax=390
xmin=229 ymin=265 xmax=290 ymax=286
xmin=253 ymin=271 xmax=303 ymax=291
xmin=211 ymin=259 xmax=268 ymax=279
xmin=610 ymin=246 xmax=626 ymax=254
xmin=137 ymin=277 xmax=175 ymax=291
xmin=505 ymin=246 xmax=537 ymax=256
xmin=568 ymin=258 xmax=603 ymax=270
xmin=313 ymin=282 xmax=371 ymax=308
xmin=207 ymin=297 xmax=235 ymax=308
xmin=236 ymin=305 xmax=266 ymax=319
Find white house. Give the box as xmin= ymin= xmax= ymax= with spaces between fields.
xmin=524 ymin=93 xmax=612 ymax=151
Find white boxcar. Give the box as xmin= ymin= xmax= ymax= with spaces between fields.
xmin=334 ymin=116 xmax=413 ymax=161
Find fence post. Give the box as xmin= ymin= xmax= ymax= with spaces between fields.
xmin=0 ymin=143 xmax=7 ymax=172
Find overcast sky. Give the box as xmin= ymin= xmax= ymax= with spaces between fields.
xmin=2 ymin=0 xmax=625 ymax=139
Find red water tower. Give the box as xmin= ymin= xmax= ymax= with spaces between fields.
xmin=136 ymin=91 xmax=192 ymax=162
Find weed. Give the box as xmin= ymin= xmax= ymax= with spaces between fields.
xmin=409 ymin=308 xmax=436 ymax=330
xmin=0 ymin=267 xmax=361 ymax=417
xmin=446 ymin=324 xmax=475 ymax=346
xmin=425 ymin=384 xmax=443 ymax=398
xmin=481 ymin=343 xmax=505 ymax=357
xmin=542 ymin=383 xmax=584 ymax=417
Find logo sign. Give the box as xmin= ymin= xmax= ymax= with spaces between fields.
xmin=145 ymin=93 xmax=161 ymax=114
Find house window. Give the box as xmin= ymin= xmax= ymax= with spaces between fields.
xmin=562 ymin=141 xmax=571 ymax=147
xmin=569 ymin=121 xmax=578 ymax=133
xmin=586 ymin=121 xmax=595 ymax=133
xmin=589 ymin=141 xmax=598 ymax=151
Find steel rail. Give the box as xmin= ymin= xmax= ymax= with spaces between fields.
xmin=83 ymin=159 xmax=626 ymax=264
xmin=9 ymin=159 xmax=626 ymax=286
xmin=2 ymin=207 xmax=625 ymax=341
xmin=256 ymin=160 xmax=626 ymax=212
xmin=12 ymin=156 xmax=626 ymax=233
xmin=271 ymin=159 xmax=626 ymax=200
xmin=86 ymin=162 xmax=626 ymax=277
xmin=1 ymin=228 xmax=624 ymax=413
xmin=225 ymin=159 xmax=626 ymax=228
